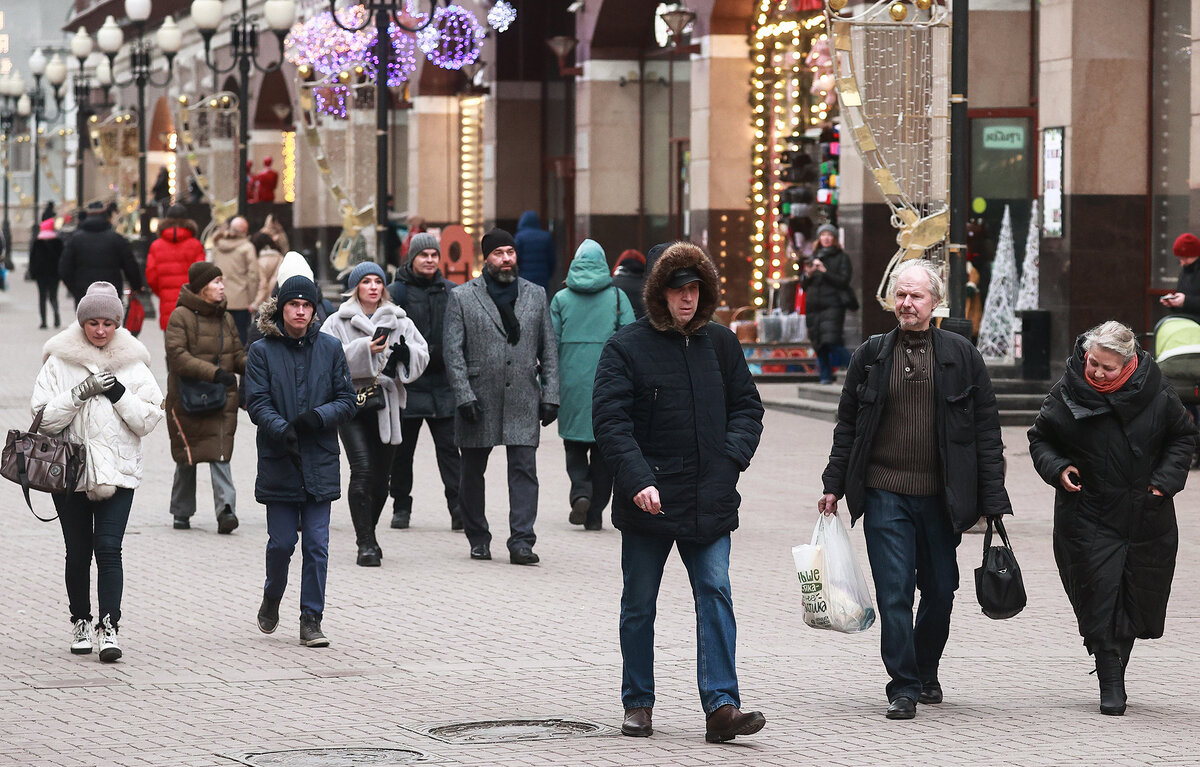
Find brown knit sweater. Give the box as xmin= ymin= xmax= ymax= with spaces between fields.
xmin=865 ymin=329 xmax=941 ymax=496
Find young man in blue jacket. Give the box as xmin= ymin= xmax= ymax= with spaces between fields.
xmin=245 ymin=275 xmax=357 ymax=647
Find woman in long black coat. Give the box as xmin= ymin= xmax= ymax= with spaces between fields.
xmin=1028 ymin=321 xmax=1196 ymax=716
xmin=800 ymin=224 xmax=853 ymax=384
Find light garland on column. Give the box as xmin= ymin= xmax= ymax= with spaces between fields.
xmin=459 ymin=94 xmax=483 ymax=237
xmin=281 ymin=129 xmax=296 ymax=203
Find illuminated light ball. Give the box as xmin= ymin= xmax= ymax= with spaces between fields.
xmin=487 ymin=0 xmax=517 ymax=33
xmin=889 ymin=2 xmax=908 ymax=20
xmin=420 ymin=5 xmax=486 ymax=70
xmin=972 ymin=196 xmax=987 ymax=214
xmin=828 ymin=0 xmax=847 ymax=10
xmin=915 ymin=0 xmax=933 ymax=8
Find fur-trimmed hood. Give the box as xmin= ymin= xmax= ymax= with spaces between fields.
xmin=42 ymin=324 xmax=152 ymax=370
xmin=256 ymin=295 xmax=285 ymax=339
xmin=643 ymin=241 xmax=721 ymax=335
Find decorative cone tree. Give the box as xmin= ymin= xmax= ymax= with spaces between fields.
xmin=978 ymin=205 xmax=1018 ymax=361
xmin=1016 ymin=200 xmax=1041 ymax=311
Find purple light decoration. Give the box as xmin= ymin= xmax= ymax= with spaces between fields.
xmin=285 ymin=6 xmax=418 ymax=86
xmin=420 ymin=5 xmax=485 ymax=71
xmin=312 ymin=85 xmax=349 ymax=120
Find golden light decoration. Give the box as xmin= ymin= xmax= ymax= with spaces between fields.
xmin=459 ymin=95 xmax=484 ymax=237
xmin=889 ymin=2 xmax=907 ymax=21
xmin=282 ymin=130 xmax=296 ymax=203
xmin=915 ymin=0 xmax=932 ymax=8
xmin=829 ymin=0 xmax=847 ymax=10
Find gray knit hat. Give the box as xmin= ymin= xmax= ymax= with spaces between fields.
xmin=76 ymin=282 xmax=124 ymax=326
xmin=347 ymin=260 xmax=387 ymax=288
xmin=816 ymin=223 xmax=838 ymax=239
xmin=407 ymin=232 xmax=439 ymax=258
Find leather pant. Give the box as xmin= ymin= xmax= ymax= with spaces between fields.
xmin=337 ymin=411 xmax=397 ymax=549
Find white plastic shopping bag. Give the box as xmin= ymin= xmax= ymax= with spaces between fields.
xmin=791 ymin=513 xmax=876 ymax=633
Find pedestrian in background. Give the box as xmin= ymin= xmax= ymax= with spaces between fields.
xmin=258 ymin=213 xmax=290 ymax=255
xmin=1028 ymin=321 xmax=1196 ymax=716
xmin=32 ymin=282 xmax=164 ymax=662
xmin=592 ymin=241 xmax=766 ymax=743
xmin=801 ymin=224 xmax=854 ymax=384
xmin=551 ymin=238 xmax=635 ymax=530
xmin=30 ymin=218 xmax=63 ymax=329
xmin=211 ymin=217 xmax=259 ymax=345
xmin=444 ymin=227 xmax=559 ymax=565
xmin=145 ymin=204 xmax=206 ymax=331
xmin=817 ymin=259 xmax=1012 ymax=720
xmin=59 ymin=201 xmax=144 ymax=305
xmin=250 ymin=231 xmax=284 ymax=313
xmin=246 ymin=275 xmax=357 ymax=647
xmin=164 ymin=262 xmax=246 ymax=534
xmin=321 ymin=261 xmax=429 ymax=566
xmin=386 ymin=232 xmax=463 ymax=531
xmin=611 ymin=249 xmax=647 ymax=320
xmin=514 ymin=210 xmax=556 ymax=290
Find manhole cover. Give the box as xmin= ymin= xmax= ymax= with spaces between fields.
xmin=423 ymin=718 xmax=613 ymax=744
xmin=223 ymin=747 xmax=425 ymax=766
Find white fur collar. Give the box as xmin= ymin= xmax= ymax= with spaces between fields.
xmin=336 ymin=298 xmax=409 ymax=330
xmin=42 ymin=324 xmax=152 ymax=370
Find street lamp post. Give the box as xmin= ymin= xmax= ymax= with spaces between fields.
xmin=190 ymin=0 xmax=296 ymax=219
xmin=69 ymin=28 xmax=114 ymax=208
xmin=24 ymin=50 xmax=68 ymax=233
xmin=96 ymin=0 xmax=181 ymax=235
xmin=1 ymin=71 xmax=26 ymax=269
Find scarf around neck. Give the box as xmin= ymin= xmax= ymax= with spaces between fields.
xmin=1085 ymin=351 xmax=1138 ymax=394
xmin=483 ymin=269 xmax=521 ymax=345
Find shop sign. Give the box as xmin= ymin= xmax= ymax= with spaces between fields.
xmin=1042 ymin=127 xmax=1064 ymax=238
xmin=982 ymin=125 xmax=1025 ymax=150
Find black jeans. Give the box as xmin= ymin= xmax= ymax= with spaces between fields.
xmin=563 ymin=440 xmax=612 ymax=526
xmin=337 ymin=411 xmax=397 ymax=548
xmin=389 ymin=416 xmax=461 ymax=518
xmin=54 ymin=488 xmax=134 ymax=628
xmin=459 ymin=445 xmax=538 ymax=553
xmin=36 ymin=279 xmax=60 ymax=326
xmin=229 ymin=309 xmax=251 ymax=347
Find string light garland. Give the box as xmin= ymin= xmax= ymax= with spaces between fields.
xmin=285 ymin=8 xmax=418 ymax=88
xmin=487 ymin=1 xmax=517 ymax=33
xmin=418 ymin=4 xmax=486 ymax=70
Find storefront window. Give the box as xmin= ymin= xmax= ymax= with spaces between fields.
xmin=1150 ymin=0 xmax=1191 ymax=290
xmin=969 ymin=114 xmax=1034 ymax=291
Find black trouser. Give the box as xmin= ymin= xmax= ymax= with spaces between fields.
xmin=389 ymin=416 xmax=461 ymax=519
xmin=229 ymin=309 xmax=251 ymax=346
xmin=564 ymin=440 xmax=612 ymax=526
xmin=337 ymin=411 xmax=397 ymax=549
xmin=459 ymin=445 xmax=538 ymax=553
xmin=54 ymin=488 xmax=134 ymax=629
xmin=37 ymin=279 xmax=60 ymax=326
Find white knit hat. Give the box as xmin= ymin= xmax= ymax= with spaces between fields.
xmin=276 ymin=251 xmax=314 ymax=287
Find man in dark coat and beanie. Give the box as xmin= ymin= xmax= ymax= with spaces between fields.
xmin=59 ymin=200 xmax=144 ymax=304
xmin=245 ymin=275 xmax=357 ymax=648
xmin=593 ymin=241 xmax=767 ymax=744
xmin=817 ymin=259 xmax=1012 ymax=720
xmin=386 ymin=231 xmax=463 ymax=530
xmin=444 ymin=227 xmax=560 ymax=565
xmin=513 ymin=210 xmax=557 ymax=290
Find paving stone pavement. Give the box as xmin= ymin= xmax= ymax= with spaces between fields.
xmin=0 ymin=266 xmax=1198 ymax=766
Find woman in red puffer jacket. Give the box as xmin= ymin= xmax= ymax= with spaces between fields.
xmin=146 ymin=204 xmax=206 ymax=330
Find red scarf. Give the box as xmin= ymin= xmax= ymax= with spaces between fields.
xmin=1085 ymin=352 xmax=1138 ymax=393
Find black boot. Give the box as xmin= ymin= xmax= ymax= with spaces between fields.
xmin=1095 ymin=651 xmax=1127 ymax=715
xmin=257 ymin=595 xmax=281 ymax=634
xmin=299 ymin=613 xmax=329 ymax=647
xmin=1118 ymin=637 xmax=1135 ymax=671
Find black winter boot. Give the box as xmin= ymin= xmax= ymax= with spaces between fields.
xmin=1095 ymin=651 xmax=1127 ymax=715
xmin=299 ymin=613 xmax=329 ymax=647
xmin=257 ymin=595 xmax=281 ymax=634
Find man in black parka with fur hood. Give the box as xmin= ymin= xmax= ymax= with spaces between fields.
xmin=593 ymin=241 xmax=766 ymax=744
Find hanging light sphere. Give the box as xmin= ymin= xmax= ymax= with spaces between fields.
xmin=915 ymin=0 xmax=933 ymax=8
xmin=487 ymin=0 xmax=517 ymax=33
xmin=889 ymin=2 xmax=908 ymax=20
xmin=420 ymin=5 xmax=486 ymax=71
xmin=828 ymin=0 xmax=847 ymax=10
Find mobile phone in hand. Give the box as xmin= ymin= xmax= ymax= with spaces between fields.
xmin=372 ymin=327 xmax=389 ymax=343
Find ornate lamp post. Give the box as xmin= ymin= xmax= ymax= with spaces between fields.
xmin=96 ymin=0 xmax=182 ymax=233
xmin=69 ymin=28 xmax=115 ymax=208
xmin=1 ymin=71 xmax=27 ymax=268
xmin=23 ymin=49 xmax=68 ymax=234
xmin=190 ymin=0 xmax=297 ymax=218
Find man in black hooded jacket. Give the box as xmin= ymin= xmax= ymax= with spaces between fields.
xmin=593 ymin=241 xmax=766 ymax=744
xmin=59 ymin=201 xmax=143 ymax=304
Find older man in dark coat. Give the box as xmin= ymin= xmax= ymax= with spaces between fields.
xmin=593 ymin=241 xmax=766 ymax=744
xmin=444 ymin=228 xmax=560 ymax=565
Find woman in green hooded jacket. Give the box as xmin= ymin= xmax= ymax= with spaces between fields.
xmin=550 ymin=239 xmax=636 ymax=529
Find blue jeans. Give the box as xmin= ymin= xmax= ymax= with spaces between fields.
xmin=264 ymin=501 xmax=330 ymax=617
xmin=620 ymin=532 xmax=739 ymax=715
xmin=54 ymin=488 xmax=134 ymax=628
xmin=862 ymin=488 xmax=962 ymax=702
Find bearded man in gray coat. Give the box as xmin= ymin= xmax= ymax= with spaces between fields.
xmin=444 ymin=228 xmax=560 ymax=565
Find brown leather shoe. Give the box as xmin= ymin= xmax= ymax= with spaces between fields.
xmin=704 ymin=704 xmax=766 ymax=743
xmin=621 ymin=707 xmax=653 ymax=737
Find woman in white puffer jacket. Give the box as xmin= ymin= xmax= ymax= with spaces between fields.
xmin=31 ymin=282 xmax=163 ymax=663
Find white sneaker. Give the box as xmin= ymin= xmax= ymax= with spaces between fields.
xmin=70 ymin=619 xmax=95 ymax=655
xmin=96 ymin=616 xmax=121 ymax=663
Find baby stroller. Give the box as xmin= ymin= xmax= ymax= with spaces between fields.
xmin=1154 ymin=315 xmax=1200 ymax=404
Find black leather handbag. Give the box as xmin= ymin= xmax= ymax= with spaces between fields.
xmin=1 ymin=407 xmax=86 ymax=521
xmin=355 ymin=375 xmax=385 ymax=412
xmin=179 ymin=312 xmax=227 ymax=415
xmin=975 ymin=516 xmax=1027 ymax=620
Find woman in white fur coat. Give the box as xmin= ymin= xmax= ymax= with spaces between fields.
xmin=321 ymin=262 xmax=428 ymax=566
xmin=31 ymin=282 xmax=164 ymax=663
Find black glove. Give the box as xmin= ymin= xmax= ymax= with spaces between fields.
xmin=381 ymin=337 xmax=410 ymax=378
xmin=293 ymin=409 xmax=323 ymax=434
xmin=102 ymin=379 xmax=126 ymax=403
xmin=458 ymin=401 xmax=482 ymax=423
xmin=214 ymin=369 xmax=238 ymax=387
xmin=540 ymin=403 xmax=559 ymax=427
xmin=282 ymin=426 xmax=302 ymax=460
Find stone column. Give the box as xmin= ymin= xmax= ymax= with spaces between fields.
xmin=407 ymin=95 xmax=459 ymax=224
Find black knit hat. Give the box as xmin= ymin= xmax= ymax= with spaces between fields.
xmin=187 ymin=261 xmax=223 ymax=293
xmin=278 ymin=275 xmax=319 ymax=307
xmin=481 ymin=228 xmax=516 ymax=257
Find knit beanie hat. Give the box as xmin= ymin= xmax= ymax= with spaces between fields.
xmin=347 ymin=261 xmax=387 ymax=288
xmin=276 ymin=251 xmax=314 ymax=287
xmin=37 ymin=219 xmax=57 ymax=240
xmin=76 ymin=282 xmax=124 ymax=326
xmin=481 ymin=228 xmax=516 ymax=257
xmin=278 ymin=275 xmax=319 ymax=307
xmin=816 ymin=223 xmax=838 ymax=239
xmin=1174 ymin=233 xmax=1200 ymax=261
xmin=407 ymin=232 xmax=439 ymax=258
xmin=187 ymin=261 xmax=223 ymax=293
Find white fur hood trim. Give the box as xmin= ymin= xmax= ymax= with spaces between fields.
xmin=42 ymin=325 xmax=152 ymax=371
